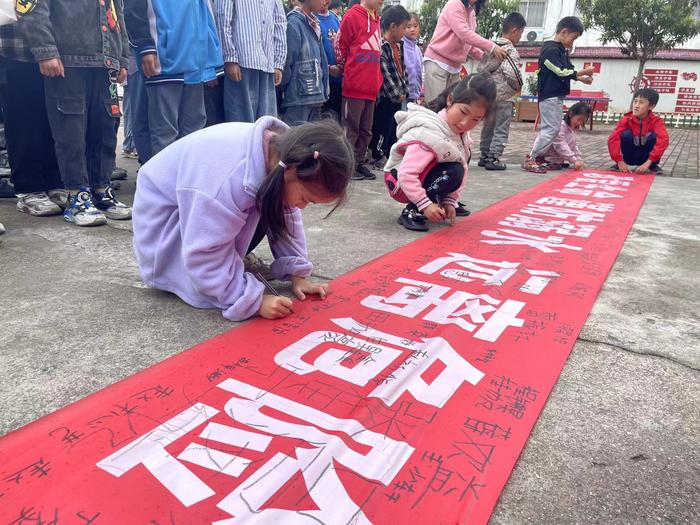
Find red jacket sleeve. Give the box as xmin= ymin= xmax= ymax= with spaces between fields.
xmin=649 ymin=118 xmax=669 ymax=163
xmin=335 ymin=12 xmax=354 ymax=67
xmin=607 ymin=116 xmax=628 ymax=163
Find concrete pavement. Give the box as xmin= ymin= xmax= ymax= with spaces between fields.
xmin=0 ymin=124 xmax=698 ymax=524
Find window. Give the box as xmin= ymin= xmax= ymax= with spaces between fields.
xmin=519 ymin=0 xmax=548 ymax=28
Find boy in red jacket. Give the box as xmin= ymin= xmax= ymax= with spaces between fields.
xmin=608 ymin=88 xmax=669 ymax=174
xmin=335 ymin=0 xmax=383 ymax=180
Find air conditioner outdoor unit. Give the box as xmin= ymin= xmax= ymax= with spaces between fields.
xmin=522 ymin=29 xmax=545 ymax=43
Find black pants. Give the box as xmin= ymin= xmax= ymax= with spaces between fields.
xmin=620 ymin=129 xmax=658 ymax=166
xmin=406 ymin=162 xmax=464 ymax=212
xmin=0 ymin=58 xmax=62 ymax=194
xmin=369 ymin=98 xmax=401 ymax=160
xmin=44 ymin=67 xmax=119 ymax=190
xmin=322 ymin=81 xmax=342 ymax=120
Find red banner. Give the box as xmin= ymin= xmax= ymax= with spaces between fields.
xmin=0 ymin=171 xmax=653 ymax=525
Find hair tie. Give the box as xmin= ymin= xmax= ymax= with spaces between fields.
xmin=313 ymin=150 xmax=319 ymax=159
xmin=279 ymin=160 xmax=287 ymax=169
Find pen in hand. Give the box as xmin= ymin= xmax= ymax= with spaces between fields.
xmin=255 ymin=272 xmax=294 ymax=313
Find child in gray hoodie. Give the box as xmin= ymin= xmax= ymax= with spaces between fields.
xmin=476 ymin=12 xmax=526 ymax=170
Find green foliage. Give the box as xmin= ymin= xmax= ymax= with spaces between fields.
xmin=420 ymin=0 xmax=521 ymax=44
xmin=577 ymin=0 xmax=700 ymax=61
xmin=523 ymin=73 xmax=538 ymax=95
xmin=476 ymin=0 xmax=521 ymax=40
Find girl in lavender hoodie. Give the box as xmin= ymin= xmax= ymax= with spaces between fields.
xmin=132 ymin=119 xmax=354 ymax=321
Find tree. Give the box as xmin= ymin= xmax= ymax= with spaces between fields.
xmin=420 ymin=0 xmax=521 ymax=44
xmin=577 ymin=0 xmax=700 ymax=102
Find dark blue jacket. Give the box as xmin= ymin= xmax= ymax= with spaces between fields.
xmin=281 ymin=10 xmax=329 ymax=108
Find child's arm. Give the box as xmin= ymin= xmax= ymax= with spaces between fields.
xmin=281 ymin=20 xmax=300 ymax=89
xmin=541 ymin=46 xmax=593 ymax=81
xmin=648 ymin=118 xmax=670 ymax=165
xmin=551 ymin=123 xmax=580 ymax=164
xmin=334 ymin=15 xmax=355 ymax=68
xmin=447 ymin=6 xmax=496 ymax=60
xmin=20 ymin=0 xmax=62 ymax=73
xmin=398 ymin=144 xmax=445 ymax=223
xmin=272 ymin=0 xmax=287 ymax=79
xmin=213 ymin=0 xmax=238 ymax=64
xmin=268 ymin=209 xmax=313 ymax=281
xmin=607 ymin=117 xmax=630 ymax=171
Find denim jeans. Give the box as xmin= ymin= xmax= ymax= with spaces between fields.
xmin=224 ymin=68 xmax=277 ymax=123
xmin=122 ymin=81 xmax=135 ymax=152
xmin=44 ymin=67 xmax=118 ymax=190
xmin=147 ymin=82 xmax=206 ymax=156
xmin=530 ymin=97 xmax=563 ymax=159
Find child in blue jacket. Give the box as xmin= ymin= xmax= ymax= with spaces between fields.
xmin=281 ymin=0 xmax=329 ymax=124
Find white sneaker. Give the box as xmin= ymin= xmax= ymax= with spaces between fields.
xmin=63 ymin=189 xmax=107 ymax=227
xmin=47 ymin=188 xmax=69 ymax=209
xmin=0 ymin=221 xmax=5 ymax=235
xmin=16 ymin=192 xmax=63 ymax=216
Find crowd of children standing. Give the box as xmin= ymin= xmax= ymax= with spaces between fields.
xmin=0 ymin=0 xmax=668 ymax=241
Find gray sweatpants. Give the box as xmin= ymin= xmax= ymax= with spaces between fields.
xmin=480 ymin=100 xmax=514 ymax=159
xmin=530 ymin=96 xmax=563 ymax=159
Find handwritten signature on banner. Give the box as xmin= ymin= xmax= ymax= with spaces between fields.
xmin=2 ymin=172 xmax=638 ymax=524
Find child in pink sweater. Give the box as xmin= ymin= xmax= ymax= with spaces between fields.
xmin=383 ymin=74 xmax=497 ymax=231
xmin=542 ymin=102 xmax=591 ymax=170
xmin=423 ymin=0 xmax=507 ymax=104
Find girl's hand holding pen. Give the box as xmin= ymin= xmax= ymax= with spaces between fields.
xmin=259 ymin=295 xmax=294 ymax=319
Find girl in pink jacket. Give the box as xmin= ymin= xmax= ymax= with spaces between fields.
xmin=383 ymin=74 xmax=497 ymax=231
xmin=543 ymin=102 xmax=591 ymax=170
xmin=423 ymin=0 xmax=507 ymax=103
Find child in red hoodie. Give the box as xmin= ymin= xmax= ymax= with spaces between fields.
xmin=608 ymin=88 xmax=669 ymax=175
xmin=335 ymin=0 xmax=383 ymax=180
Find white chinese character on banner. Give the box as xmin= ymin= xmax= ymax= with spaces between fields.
xmin=97 ymin=378 xmax=416 ymax=524
xmin=535 ymin=196 xmax=615 ymax=212
xmin=275 ymin=317 xmax=485 ymax=407
xmin=417 ymin=252 xmax=519 ymax=285
xmin=519 ymin=204 xmax=607 ymax=223
xmin=556 ymin=187 xmax=624 ymax=199
xmin=361 ymin=277 xmax=525 ymax=341
xmin=498 ymin=214 xmax=596 ymax=238
xmin=417 ymin=252 xmax=560 ymax=295
xmin=480 ymin=229 xmax=583 ymax=253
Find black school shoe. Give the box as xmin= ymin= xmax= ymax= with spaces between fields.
xmin=398 ymin=208 xmax=429 ymax=231
xmin=478 ymin=157 xmax=487 ymax=167
xmin=352 ymin=163 xmax=376 ymax=181
xmin=484 ymin=157 xmax=507 ymax=170
xmin=455 ymin=202 xmax=471 ymax=217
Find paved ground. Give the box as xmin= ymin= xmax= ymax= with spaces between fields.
xmin=0 ymin=123 xmax=698 ymax=524
xmin=479 ymin=121 xmax=699 ymax=179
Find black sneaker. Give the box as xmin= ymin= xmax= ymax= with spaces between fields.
xmin=609 ymin=163 xmax=620 ymax=171
xmin=484 ymin=157 xmax=506 ymax=170
xmin=111 ymin=166 xmax=128 ymax=181
xmin=477 ymin=157 xmax=487 ymax=167
xmin=397 ymin=209 xmax=429 ymax=231
xmin=650 ymin=163 xmax=664 ymax=175
xmin=356 ymin=163 xmax=376 ymax=180
xmin=455 ymin=202 xmax=471 ymax=217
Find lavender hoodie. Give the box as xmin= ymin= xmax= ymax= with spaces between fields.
xmin=132 ymin=118 xmax=313 ymax=321
xmin=403 ymin=35 xmax=423 ymax=101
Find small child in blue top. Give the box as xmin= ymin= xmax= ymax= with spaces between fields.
xmin=315 ymin=0 xmax=343 ymax=119
xmin=281 ymin=0 xmax=330 ymax=124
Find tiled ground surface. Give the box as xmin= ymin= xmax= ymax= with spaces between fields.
xmin=470 ymin=121 xmax=699 ymax=178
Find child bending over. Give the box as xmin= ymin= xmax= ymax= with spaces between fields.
xmin=382 ymin=75 xmax=496 ymax=231
xmin=542 ymin=102 xmax=590 ymax=170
